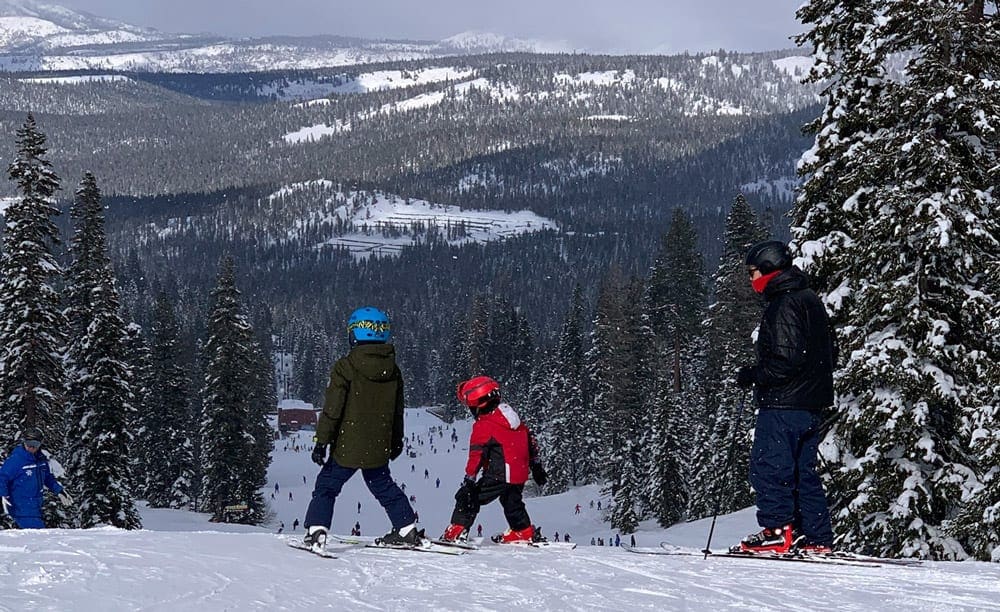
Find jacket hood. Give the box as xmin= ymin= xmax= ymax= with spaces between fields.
xmin=347 ymin=343 xmax=398 ymax=382
xmin=764 ymin=266 xmax=810 ymax=300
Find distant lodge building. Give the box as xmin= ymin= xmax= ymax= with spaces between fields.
xmin=277 ymin=399 xmax=318 ymax=433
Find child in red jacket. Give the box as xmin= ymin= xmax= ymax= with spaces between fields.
xmin=440 ymin=376 xmax=548 ymax=544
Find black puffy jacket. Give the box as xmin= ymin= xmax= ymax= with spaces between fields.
xmin=752 ymin=267 xmax=835 ymax=411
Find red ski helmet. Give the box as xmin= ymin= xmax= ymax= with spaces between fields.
xmin=456 ymin=376 xmax=501 ymax=410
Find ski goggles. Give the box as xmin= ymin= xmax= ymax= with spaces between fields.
xmin=23 ymin=439 xmax=41 ymax=448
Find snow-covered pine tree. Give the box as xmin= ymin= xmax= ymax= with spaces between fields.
xmin=522 ymin=349 xmax=555 ymax=491
xmin=644 ymin=209 xmax=706 ymax=526
xmin=199 ymin=258 xmax=271 ymax=523
xmin=123 ymin=323 xmax=152 ymax=500
xmin=794 ymin=0 xmax=1000 ymax=559
xmin=545 ymin=287 xmax=588 ymax=491
xmin=142 ymin=291 xmax=195 ymax=509
xmin=688 ymin=194 xmax=768 ymax=519
xmin=586 ymin=273 xmax=621 ymax=475
xmin=465 ymin=294 xmax=489 ymax=376
xmin=62 ymin=173 xmax=141 ymax=529
xmin=603 ymin=278 xmax=655 ymax=533
xmin=0 ymin=114 xmax=68 ymax=457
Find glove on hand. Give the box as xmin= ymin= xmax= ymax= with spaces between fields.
xmin=530 ymin=462 xmax=548 ymax=487
xmin=736 ymin=366 xmax=756 ymax=390
xmin=58 ymin=491 xmax=74 ymax=507
xmin=311 ymin=444 xmax=328 ymax=466
xmin=1 ymin=496 xmax=11 ymax=515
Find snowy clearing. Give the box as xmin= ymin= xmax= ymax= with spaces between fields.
xmin=2 ymin=407 xmax=998 ymax=611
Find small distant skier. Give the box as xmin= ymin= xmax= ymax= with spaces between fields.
xmin=293 ymin=518 xmax=299 ymax=531
xmin=301 ymin=307 xmax=421 ymax=554
xmin=575 ymin=504 xmax=581 ymax=515
xmin=439 ymin=376 xmax=548 ymax=545
xmin=735 ymin=241 xmax=835 ymax=554
xmin=0 ymin=427 xmax=73 ymax=529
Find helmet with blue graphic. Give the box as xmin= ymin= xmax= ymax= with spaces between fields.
xmin=347 ymin=306 xmax=391 ymax=346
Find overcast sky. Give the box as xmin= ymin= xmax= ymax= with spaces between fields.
xmin=52 ymin=0 xmax=805 ymax=54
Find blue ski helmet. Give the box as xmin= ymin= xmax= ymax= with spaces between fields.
xmin=347 ymin=306 xmax=391 ymax=345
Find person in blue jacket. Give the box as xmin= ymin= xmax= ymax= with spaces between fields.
xmin=0 ymin=427 xmax=72 ymax=529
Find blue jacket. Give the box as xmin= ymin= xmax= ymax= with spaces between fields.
xmin=0 ymin=445 xmax=63 ymax=519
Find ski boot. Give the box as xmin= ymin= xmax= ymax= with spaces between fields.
xmin=376 ymin=523 xmax=426 ymax=548
xmin=737 ymin=524 xmax=801 ymax=554
xmin=492 ymin=525 xmax=535 ymax=544
xmin=440 ymin=523 xmax=469 ymax=543
xmin=303 ymin=525 xmax=328 ymax=554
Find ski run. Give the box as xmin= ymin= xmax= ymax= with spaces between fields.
xmin=2 ymin=408 xmax=998 ymax=611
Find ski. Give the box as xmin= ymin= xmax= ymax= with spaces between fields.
xmin=329 ymin=533 xmax=467 ymax=556
xmin=285 ymin=539 xmax=337 ymax=559
xmin=492 ymin=540 xmax=577 ymax=550
xmin=651 ymin=542 xmax=920 ymax=568
xmin=641 ymin=543 xmax=876 ymax=567
xmin=430 ymin=538 xmax=480 ymax=550
xmin=676 ymin=542 xmax=920 ymax=567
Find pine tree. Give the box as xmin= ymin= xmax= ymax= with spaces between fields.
xmin=63 ymin=173 xmax=141 ymax=529
xmin=0 ymin=114 xmax=68 ymax=456
xmin=794 ymin=0 xmax=1000 ymax=559
xmin=546 ymin=287 xmax=587 ymax=491
xmin=603 ymin=278 xmax=655 ymax=532
xmin=142 ymin=292 xmax=196 ymax=509
xmin=199 ymin=258 xmax=272 ymax=523
xmin=123 ymin=323 xmax=152 ymax=500
xmin=644 ymin=209 xmax=706 ymax=525
xmin=688 ymin=194 xmax=768 ymax=518
xmin=586 ymin=272 xmax=624 ymax=474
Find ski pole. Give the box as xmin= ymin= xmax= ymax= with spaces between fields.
xmin=703 ymin=391 xmax=749 ymax=559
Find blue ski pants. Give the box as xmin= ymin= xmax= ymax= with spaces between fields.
xmin=12 ymin=515 xmax=45 ymax=529
xmin=304 ymin=458 xmax=415 ymax=531
xmin=750 ymin=409 xmax=833 ymax=546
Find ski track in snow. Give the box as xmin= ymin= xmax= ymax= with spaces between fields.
xmin=2 ymin=407 xmax=999 ymax=611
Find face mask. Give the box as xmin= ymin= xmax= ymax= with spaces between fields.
xmin=752 ymin=270 xmax=781 ymax=294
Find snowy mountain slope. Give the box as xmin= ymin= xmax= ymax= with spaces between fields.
xmin=3 ymin=407 xmax=999 ymax=611
xmin=266 ymin=185 xmax=558 ymax=258
xmin=0 ymin=1 xmax=567 ymax=73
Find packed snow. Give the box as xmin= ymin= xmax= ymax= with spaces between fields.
xmin=3 ymin=406 xmax=999 ymax=611
xmin=331 ymin=67 xmax=476 ymax=94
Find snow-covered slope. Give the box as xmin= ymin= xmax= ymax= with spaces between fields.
xmin=263 ymin=185 xmax=558 ymax=258
xmin=3 ymin=406 xmax=998 ymax=611
xmin=0 ymin=2 xmax=569 ymax=73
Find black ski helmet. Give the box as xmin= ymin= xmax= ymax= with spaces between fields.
xmin=22 ymin=426 xmax=43 ymax=443
xmin=745 ymin=240 xmax=792 ymax=274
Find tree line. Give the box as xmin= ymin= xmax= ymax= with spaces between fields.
xmin=0 ymin=116 xmax=275 ymax=529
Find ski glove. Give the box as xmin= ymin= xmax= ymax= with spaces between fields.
xmin=311 ymin=443 xmax=328 ymax=466
xmin=736 ymin=366 xmax=757 ymax=389
xmin=58 ymin=491 xmax=74 ymax=507
xmin=1 ymin=496 xmax=11 ymax=515
xmin=530 ymin=462 xmax=548 ymax=486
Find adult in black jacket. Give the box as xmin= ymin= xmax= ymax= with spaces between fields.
xmin=735 ymin=240 xmax=835 ymax=554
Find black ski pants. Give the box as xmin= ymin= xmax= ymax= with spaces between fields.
xmin=450 ymin=477 xmax=530 ymax=531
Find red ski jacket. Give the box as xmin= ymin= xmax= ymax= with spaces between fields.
xmin=465 ymin=403 xmax=537 ymax=484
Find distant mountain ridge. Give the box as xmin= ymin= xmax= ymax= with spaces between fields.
xmin=0 ymin=0 xmax=570 ymax=72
